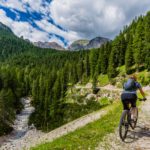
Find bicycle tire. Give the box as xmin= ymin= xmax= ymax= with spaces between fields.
xmin=119 ymin=110 xmax=129 ymax=141
xmin=129 ymin=108 xmax=138 ymax=129
xmin=134 ymin=108 xmax=138 ymax=127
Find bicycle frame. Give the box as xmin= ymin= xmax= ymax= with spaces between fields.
xmin=119 ymin=98 xmax=145 ymax=141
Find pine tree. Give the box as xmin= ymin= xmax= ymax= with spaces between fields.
xmin=77 ymin=59 xmax=84 ymax=82
xmin=85 ymin=53 xmax=90 ymax=78
xmin=118 ymin=33 xmax=126 ymax=66
xmin=100 ymin=42 xmax=112 ymax=74
xmin=32 ymin=78 xmax=39 ymax=105
xmin=89 ymin=49 xmax=98 ymax=78
xmin=39 ymin=75 xmax=45 ymax=109
xmin=144 ymin=11 xmax=150 ymax=70
xmin=133 ymin=17 xmax=145 ymax=70
xmin=96 ymin=47 xmax=102 ymax=75
xmin=125 ymin=34 xmax=134 ymax=74
xmin=60 ymin=67 xmax=68 ymax=98
xmin=107 ymin=38 xmax=119 ymax=78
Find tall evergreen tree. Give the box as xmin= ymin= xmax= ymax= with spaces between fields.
xmin=89 ymin=49 xmax=98 ymax=78
xmin=125 ymin=34 xmax=134 ymax=74
xmin=133 ymin=17 xmax=145 ymax=70
xmin=144 ymin=11 xmax=150 ymax=70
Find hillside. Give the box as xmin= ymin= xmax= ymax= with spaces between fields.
xmin=0 ymin=22 xmax=13 ymax=34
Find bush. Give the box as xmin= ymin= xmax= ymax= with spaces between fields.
xmin=110 ymin=78 xmax=116 ymax=85
xmin=99 ymin=97 xmax=110 ymax=106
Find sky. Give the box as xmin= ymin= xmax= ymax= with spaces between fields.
xmin=0 ymin=0 xmax=150 ymax=47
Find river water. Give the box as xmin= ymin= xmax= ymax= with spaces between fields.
xmin=0 ymin=97 xmax=35 ymax=150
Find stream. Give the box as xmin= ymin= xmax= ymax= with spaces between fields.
xmin=0 ymin=97 xmax=35 ymax=150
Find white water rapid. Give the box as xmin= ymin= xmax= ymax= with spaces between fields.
xmin=0 ymin=97 xmax=35 ymax=150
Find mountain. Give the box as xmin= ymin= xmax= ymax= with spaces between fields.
xmin=34 ymin=41 xmax=65 ymax=50
xmin=0 ymin=22 xmax=12 ymax=33
xmin=68 ymin=39 xmax=89 ymax=50
xmin=68 ymin=37 xmax=110 ymax=50
xmin=86 ymin=37 xmax=110 ymax=49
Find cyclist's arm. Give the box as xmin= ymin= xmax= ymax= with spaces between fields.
xmin=139 ymin=88 xmax=146 ymax=98
xmin=136 ymin=82 xmax=146 ymax=99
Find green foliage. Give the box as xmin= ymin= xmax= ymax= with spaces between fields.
xmin=98 ymin=74 xmax=109 ymax=86
xmin=89 ymin=49 xmax=98 ymax=78
xmin=99 ymin=97 xmax=111 ymax=106
xmin=31 ymin=103 xmax=121 ymax=150
xmin=125 ymin=34 xmax=134 ymax=74
xmin=0 ymin=67 xmax=23 ymax=135
xmin=133 ymin=17 xmax=145 ymax=70
xmin=137 ymin=70 xmax=150 ymax=86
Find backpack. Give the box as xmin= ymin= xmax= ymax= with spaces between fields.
xmin=123 ymin=78 xmax=136 ymax=91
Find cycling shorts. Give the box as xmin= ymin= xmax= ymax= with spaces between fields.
xmin=121 ymin=93 xmax=137 ymax=110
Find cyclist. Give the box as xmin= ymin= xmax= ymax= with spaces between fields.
xmin=121 ymin=74 xmax=146 ymax=121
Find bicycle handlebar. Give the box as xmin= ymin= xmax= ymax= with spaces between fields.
xmin=138 ymin=98 xmax=147 ymax=101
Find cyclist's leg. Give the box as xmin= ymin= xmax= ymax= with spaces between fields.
xmin=121 ymin=93 xmax=130 ymax=110
xmin=130 ymin=94 xmax=137 ymax=120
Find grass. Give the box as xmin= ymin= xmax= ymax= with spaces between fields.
xmin=97 ymin=74 xmax=109 ymax=86
xmin=31 ymin=102 xmax=122 ymax=150
xmin=137 ymin=70 xmax=150 ymax=86
xmin=115 ymin=66 xmax=150 ymax=87
xmin=117 ymin=65 xmax=126 ymax=76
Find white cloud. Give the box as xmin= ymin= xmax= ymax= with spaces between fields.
xmin=50 ymin=0 xmax=150 ymax=39
xmin=0 ymin=0 xmax=26 ymax=12
xmin=0 ymin=9 xmax=49 ymax=42
xmin=49 ymin=35 xmax=65 ymax=47
xmin=0 ymin=9 xmax=72 ymax=46
xmin=35 ymin=19 xmax=80 ymax=44
xmin=22 ymin=0 xmax=48 ymax=14
xmin=1 ymin=0 xmax=150 ymax=46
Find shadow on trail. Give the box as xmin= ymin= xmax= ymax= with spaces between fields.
xmin=123 ymin=124 xmax=150 ymax=143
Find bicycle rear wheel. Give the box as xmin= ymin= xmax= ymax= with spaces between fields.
xmin=119 ymin=110 xmax=129 ymax=141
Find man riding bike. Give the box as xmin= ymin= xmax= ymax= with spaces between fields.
xmin=121 ymin=74 xmax=146 ymax=121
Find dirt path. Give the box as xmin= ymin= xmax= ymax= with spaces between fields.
xmin=97 ymin=88 xmax=150 ymax=150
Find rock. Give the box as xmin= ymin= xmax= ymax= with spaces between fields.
xmin=86 ymin=94 xmax=97 ymax=100
xmin=85 ymin=83 xmax=93 ymax=89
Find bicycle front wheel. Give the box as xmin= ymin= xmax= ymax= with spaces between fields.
xmin=130 ymin=107 xmax=138 ymax=129
xmin=119 ymin=110 xmax=129 ymax=141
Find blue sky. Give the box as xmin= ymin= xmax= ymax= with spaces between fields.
xmin=0 ymin=0 xmax=150 ymax=47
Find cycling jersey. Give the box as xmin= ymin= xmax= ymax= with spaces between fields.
xmin=122 ymin=81 xmax=141 ymax=95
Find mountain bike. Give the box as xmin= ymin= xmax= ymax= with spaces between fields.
xmin=119 ymin=98 xmax=146 ymax=141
